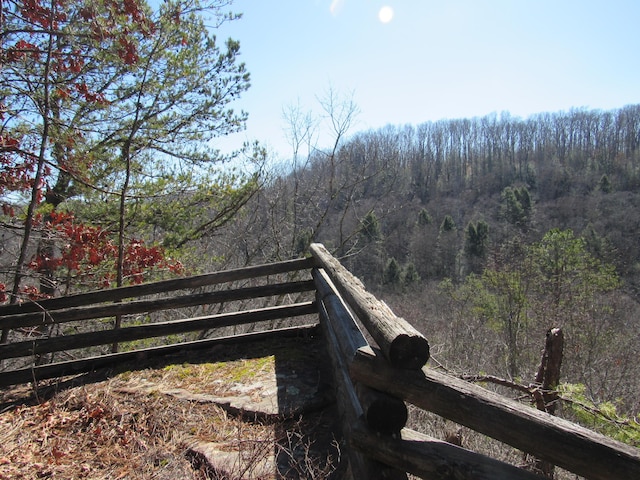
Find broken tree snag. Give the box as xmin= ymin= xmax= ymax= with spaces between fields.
xmin=309 ymin=244 xmax=429 ymax=369
xmin=533 ymin=327 xmax=564 ymax=415
xmin=530 ymin=327 xmax=564 ymax=478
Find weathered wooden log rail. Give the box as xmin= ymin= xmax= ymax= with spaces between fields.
xmin=0 ymin=256 xmax=318 ymax=386
xmin=1 ymin=243 xmax=639 ymax=479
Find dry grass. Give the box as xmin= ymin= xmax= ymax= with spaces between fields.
xmin=1 ymin=381 xmax=201 ymax=478
xmin=0 ymin=374 xmax=278 ymax=479
xmin=0 ymin=339 xmax=342 ymax=479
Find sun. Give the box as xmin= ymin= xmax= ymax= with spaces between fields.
xmin=378 ymin=6 xmax=394 ymax=23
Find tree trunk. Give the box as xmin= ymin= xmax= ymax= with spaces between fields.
xmin=529 ymin=327 xmax=564 ymax=478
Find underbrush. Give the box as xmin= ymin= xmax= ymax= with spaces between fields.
xmin=0 ymin=354 xmax=341 ymax=479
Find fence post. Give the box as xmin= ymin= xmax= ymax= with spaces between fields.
xmin=314 ymin=268 xmax=408 ymax=478
xmin=314 ymin=268 xmax=408 ymax=434
xmin=309 ymin=243 xmax=429 ymax=370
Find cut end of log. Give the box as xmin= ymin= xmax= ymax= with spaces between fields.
xmin=365 ymin=396 xmax=409 ymax=435
xmin=357 ymin=384 xmax=409 ymax=434
xmin=388 ymin=334 xmax=430 ymax=370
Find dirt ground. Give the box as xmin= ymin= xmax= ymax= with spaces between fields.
xmin=0 ymin=331 xmax=345 ymax=479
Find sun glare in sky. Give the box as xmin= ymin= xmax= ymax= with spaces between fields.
xmin=329 ymin=0 xmax=344 ymax=16
xmin=378 ymin=6 xmax=394 ymax=23
xmin=212 ymin=1 xmax=640 ymax=158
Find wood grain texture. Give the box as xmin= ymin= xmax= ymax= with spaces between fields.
xmin=310 ymin=244 xmax=429 ymax=369
xmin=0 ymin=257 xmax=317 ymax=316
xmin=0 ymin=324 xmax=320 ymax=387
xmin=0 ymin=280 xmax=315 ymax=329
xmin=350 ymin=346 xmax=640 ymax=480
xmin=0 ymin=302 xmax=317 ymax=359
xmin=352 ymin=424 xmax=547 ymax=480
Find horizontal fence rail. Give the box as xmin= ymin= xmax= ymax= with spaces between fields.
xmin=0 ymin=302 xmax=316 ymax=360
xmin=0 ymin=257 xmax=317 ymax=317
xmin=0 ymin=280 xmax=315 ymax=330
xmin=1 ymin=245 xmax=638 ymax=479
xmin=0 ymin=325 xmax=319 ymax=388
xmin=0 ymin=257 xmax=319 ymax=387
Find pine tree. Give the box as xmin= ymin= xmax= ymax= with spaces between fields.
xmin=440 ymin=215 xmax=456 ymax=233
xmin=384 ymin=257 xmax=402 ymax=286
xmin=361 ymin=211 xmax=382 ymax=242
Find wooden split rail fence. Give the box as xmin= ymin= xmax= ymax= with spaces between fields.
xmin=1 ymin=243 xmax=639 ymax=479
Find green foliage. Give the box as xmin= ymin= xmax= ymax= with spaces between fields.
xmin=383 ymin=257 xmax=402 ymax=286
xmin=500 ymin=186 xmax=532 ymax=226
xmin=0 ymin=0 xmax=256 ymax=296
xmin=435 ymin=215 xmax=459 ymax=279
xmin=464 ymin=220 xmax=490 ymax=275
xmin=360 ymin=211 xmax=382 ymax=242
xmin=441 ymin=228 xmax=621 ymax=378
xmin=598 ymin=174 xmax=612 ymax=193
xmin=464 ymin=220 xmax=489 ymax=258
xmin=529 ymin=228 xmax=620 ymax=325
xmin=417 ymin=208 xmax=433 ymax=226
xmin=403 ymin=262 xmax=421 ymax=288
xmin=451 ymin=268 xmax=530 ymax=378
xmin=516 ymin=187 xmax=532 ymax=214
xmin=440 ymin=215 xmax=456 ymax=233
xmin=524 ymin=163 xmax=537 ymax=190
xmin=582 ymin=223 xmax=616 ymax=262
xmin=559 ymin=383 xmax=640 ymax=447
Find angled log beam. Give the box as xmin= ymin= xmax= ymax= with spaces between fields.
xmin=309 ymin=243 xmax=429 ymax=369
xmin=314 ymin=268 xmax=408 ymax=434
xmin=350 ymin=346 xmax=640 ymax=480
xmin=351 ymin=424 xmax=546 ymax=480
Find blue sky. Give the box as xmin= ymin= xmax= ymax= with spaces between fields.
xmin=214 ymin=0 xmax=640 ymax=159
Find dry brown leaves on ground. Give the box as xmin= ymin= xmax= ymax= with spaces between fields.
xmin=0 ymin=339 xmax=341 ymax=479
xmin=0 ymin=377 xmax=251 ymax=479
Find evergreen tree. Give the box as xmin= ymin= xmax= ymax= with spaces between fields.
xmin=0 ymin=0 xmax=255 ymax=298
xmin=440 ymin=215 xmax=456 ymax=233
xmin=529 ymin=228 xmax=620 ymax=327
xmin=464 ymin=220 xmax=489 ymax=274
xmin=360 ymin=211 xmax=382 ymax=242
xmin=442 ymin=228 xmax=621 ymax=380
xmin=403 ymin=262 xmax=421 ymax=288
xmin=599 ymin=174 xmax=612 ymax=193
xmin=417 ymin=208 xmax=433 ymax=226
xmin=437 ymin=215 xmax=458 ymax=278
xmin=384 ymin=257 xmax=402 ymax=286
xmin=464 ymin=220 xmax=490 ymax=258
xmin=515 ymin=187 xmax=532 ymax=216
xmin=500 ymin=186 xmax=532 ymax=226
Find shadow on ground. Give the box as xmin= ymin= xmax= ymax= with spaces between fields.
xmin=0 ymin=326 xmax=346 ymax=479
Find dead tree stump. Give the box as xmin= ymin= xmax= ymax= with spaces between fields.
xmin=529 ymin=327 xmax=564 ymax=478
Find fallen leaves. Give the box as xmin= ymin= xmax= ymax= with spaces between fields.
xmin=0 ymin=382 xmax=202 ymax=479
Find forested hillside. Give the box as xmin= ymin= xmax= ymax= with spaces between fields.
xmin=1 ymin=0 xmax=638 ymax=452
xmin=214 ymin=104 xmax=640 ymax=437
xmin=226 ymin=104 xmax=640 ymax=285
